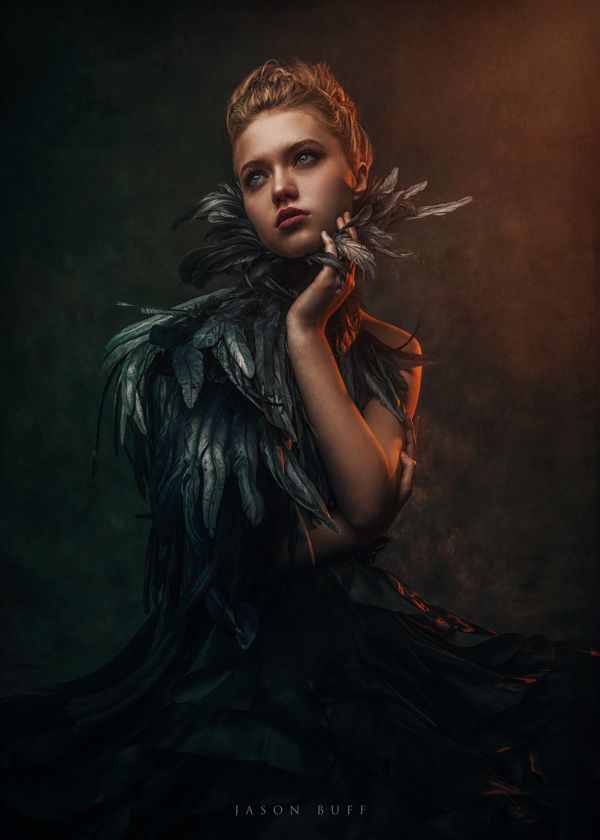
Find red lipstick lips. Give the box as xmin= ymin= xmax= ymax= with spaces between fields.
xmin=276 ymin=207 xmax=309 ymax=229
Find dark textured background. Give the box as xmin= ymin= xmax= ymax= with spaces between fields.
xmin=1 ymin=0 xmax=598 ymax=690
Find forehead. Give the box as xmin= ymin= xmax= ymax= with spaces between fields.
xmin=233 ymin=108 xmax=342 ymax=172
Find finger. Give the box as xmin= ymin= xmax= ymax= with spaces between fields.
xmin=323 ymin=228 xmax=354 ymax=301
xmin=405 ymin=415 xmax=417 ymax=460
xmin=320 ymin=230 xmax=347 ymax=294
xmin=399 ymin=450 xmax=417 ymax=504
xmin=343 ymin=210 xmax=358 ymax=242
xmin=339 ymin=210 xmax=358 ymax=242
xmin=320 ymin=229 xmax=338 ymax=258
xmin=336 ymin=216 xmax=357 ymax=293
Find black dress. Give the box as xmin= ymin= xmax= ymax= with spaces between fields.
xmin=1 ymin=540 xmax=599 ymax=839
xmin=2 ymin=270 xmax=599 ymax=839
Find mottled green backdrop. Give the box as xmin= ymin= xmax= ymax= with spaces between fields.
xmin=2 ymin=0 xmax=598 ymax=690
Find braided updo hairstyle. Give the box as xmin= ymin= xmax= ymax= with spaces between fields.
xmin=225 ymin=59 xmax=373 ymax=186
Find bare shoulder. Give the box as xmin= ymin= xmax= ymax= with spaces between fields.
xmin=359 ymin=309 xmax=422 ymax=418
xmin=359 ymin=310 xmax=423 ymax=356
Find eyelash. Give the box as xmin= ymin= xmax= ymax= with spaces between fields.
xmin=243 ymin=149 xmax=322 ymax=188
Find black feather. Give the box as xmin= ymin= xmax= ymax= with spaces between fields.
xmin=172 ymin=343 xmax=205 ymax=409
xmin=95 ymin=167 xmax=465 ymax=647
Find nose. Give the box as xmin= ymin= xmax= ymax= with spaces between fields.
xmin=271 ymin=166 xmax=298 ymax=206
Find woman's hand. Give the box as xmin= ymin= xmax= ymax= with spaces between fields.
xmin=395 ymin=413 xmax=418 ymax=512
xmin=286 ymin=211 xmax=357 ymax=333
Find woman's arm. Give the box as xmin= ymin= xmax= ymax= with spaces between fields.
xmin=275 ymin=423 xmax=418 ymax=565
xmin=286 ymin=323 xmax=411 ymax=536
xmin=285 ymin=216 xmax=420 ymax=542
xmin=276 ymin=506 xmax=378 ymax=567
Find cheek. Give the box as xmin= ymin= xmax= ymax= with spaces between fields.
xmin=316 ymin=178 xmax=353 ymax=226
xmin=320 ymin=167 xmax=353 ymax=203
xmin=243 ymin=201 xmax=270 ymax=240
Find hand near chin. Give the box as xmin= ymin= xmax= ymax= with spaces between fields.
xmin=285 ymin=211 xmax=357 ymax=334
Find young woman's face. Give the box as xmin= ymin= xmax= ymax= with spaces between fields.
xmin=233 ymin=107 xmax=366 ymax=259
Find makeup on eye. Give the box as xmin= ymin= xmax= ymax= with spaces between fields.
xmin=242 ymin=148 xmax=323 ymax=188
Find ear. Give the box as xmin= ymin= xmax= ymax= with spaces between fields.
xmin=352 ymin=162 xmax=369 ymax=201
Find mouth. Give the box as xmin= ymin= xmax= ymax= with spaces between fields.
xmin=276 ymin=207 xmax=310 ymax=229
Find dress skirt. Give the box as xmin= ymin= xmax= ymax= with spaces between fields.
xmin=1 ymin=554 xmax=599 ymax=839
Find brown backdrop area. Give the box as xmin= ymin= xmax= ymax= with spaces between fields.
xmin=1 ymin=0 xmax=598 ymax=689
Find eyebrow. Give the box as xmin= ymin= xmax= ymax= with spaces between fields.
xmin=238 ymin=138 xmax=326 ymax=180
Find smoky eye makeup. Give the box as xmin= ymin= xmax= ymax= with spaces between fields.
xmin=293 ymin=149 xmax=323 ymax=171
xmin=243 ymin=170 xmax=263 ymax=188
xmin=242 ymin=147 xmax=323 ymax=189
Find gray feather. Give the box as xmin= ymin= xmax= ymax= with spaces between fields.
xmin=201 ymin=409 xmax=230 ymax=536
xmin=173 ymin=343 xmax=205 ymax=409
xmin=223 ymin=322 xmax=255 ymax=379
xmin=407 ymin=195 xmax=474 ymax=219
xmin=230 ymin=413 xmax=265 ymax=526
xmin=192 ymin=318 xmax=224 ymax=350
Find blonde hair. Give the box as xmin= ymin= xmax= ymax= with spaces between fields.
xmin=226 ymin=59 xmax=373 ymax=180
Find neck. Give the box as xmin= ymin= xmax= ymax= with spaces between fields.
xmin=277 ymin=259 xmax=322 ymax=294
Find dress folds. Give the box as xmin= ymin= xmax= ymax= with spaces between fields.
xmin=1 ymin=548 xmax=598 ymax=839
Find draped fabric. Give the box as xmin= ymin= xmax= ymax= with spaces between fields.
xmin=1 ymin=550 xmax=598 ymax=838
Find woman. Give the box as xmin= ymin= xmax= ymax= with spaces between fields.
xmin=232 ymin=79 xmax=420 ymax=569
xmin=1 ymin=59 xmax=598 ymax=840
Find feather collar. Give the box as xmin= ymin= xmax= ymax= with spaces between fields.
xmin=170 ymin=167 xmax=472 ymax=300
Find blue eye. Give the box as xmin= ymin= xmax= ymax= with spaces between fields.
xmin=243 ymin=149 xmax=321 ymax=189
xmin=244 ymin=171 xmax=264 ymax=188
xmin=296 ymin=149 xmax=319 ymax=165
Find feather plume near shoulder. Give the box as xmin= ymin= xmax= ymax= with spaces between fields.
xmin=93 ymin=170 xmax=470 ymax=649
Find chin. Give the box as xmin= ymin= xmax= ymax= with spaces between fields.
xmin=268 ymin=230 xmax=322 ymax=260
